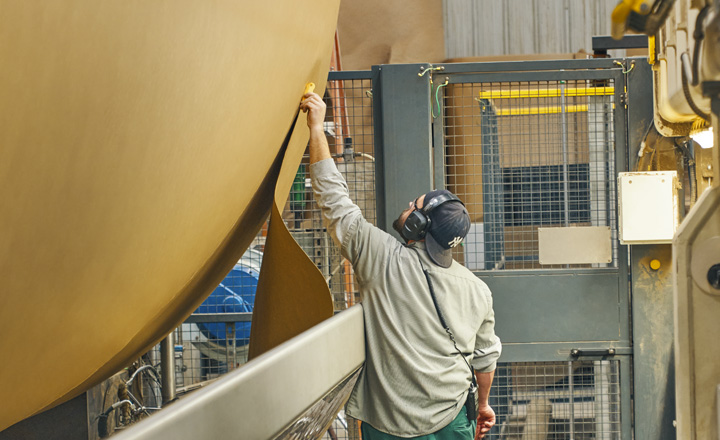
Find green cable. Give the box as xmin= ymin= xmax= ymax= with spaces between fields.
xmin=433 ymin=80 xmax=449 ymax=119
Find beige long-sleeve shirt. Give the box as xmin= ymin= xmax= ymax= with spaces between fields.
xmin=310 ymin=158 xmax=501 ymax=437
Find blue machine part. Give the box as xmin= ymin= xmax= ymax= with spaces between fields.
xmin=193 ymin=263 xmax=258 ymax=345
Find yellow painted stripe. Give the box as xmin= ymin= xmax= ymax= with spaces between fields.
xmin=478 ymin=87 xmax=614 ymax=99
xmin=648 ymin=35 xmax=656 ymax=65
xmin=495 ymin=105 xmax=594 ymax=116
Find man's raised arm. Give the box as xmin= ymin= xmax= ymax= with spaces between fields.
xmin=300 ymin=92 xmax=332 ymax=164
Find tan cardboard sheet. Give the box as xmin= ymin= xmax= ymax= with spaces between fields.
xmin=337 ymin=0 xmax=445 ymax=70
xmin=0 ymin=0 xmax=338 ymax=431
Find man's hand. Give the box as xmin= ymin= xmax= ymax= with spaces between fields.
xmin=300 ymin=92 xmax=326 ymax=130
xmin=475 ymin=404 xmax=496 ymax=439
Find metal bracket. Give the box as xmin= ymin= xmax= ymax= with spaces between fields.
xmin=614 ymin=60 xmax=636 ymax=74
xmin=570 ymin=348 xmax=616 ymax=358
xmin=418 ymin=65 xmax=445 ymax=77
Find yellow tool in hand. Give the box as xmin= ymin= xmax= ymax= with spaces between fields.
xmin=301 ymin=82 xmax=315 ymax=100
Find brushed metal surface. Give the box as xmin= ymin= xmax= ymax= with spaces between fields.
xmin=113 ymin=305 xmax=365 ymax=440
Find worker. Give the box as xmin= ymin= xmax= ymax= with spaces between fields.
xmin=300 ymin=92 xmax=501 ymax=440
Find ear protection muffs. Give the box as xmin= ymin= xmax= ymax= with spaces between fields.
xmin=401 ymin=193 xmax=463 ymax=242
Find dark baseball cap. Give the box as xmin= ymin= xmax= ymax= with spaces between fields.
xmin=422 ymin=189 xmax=470 ymax=268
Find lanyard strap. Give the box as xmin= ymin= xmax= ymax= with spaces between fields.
xmin=411 ymin=248 xmax=478 ymax=387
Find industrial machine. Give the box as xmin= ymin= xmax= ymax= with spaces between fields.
xmin=613 ymin=1 xmax=720 ymax=438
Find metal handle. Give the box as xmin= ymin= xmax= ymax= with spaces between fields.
xmin=570 ymin=348 xmax=616 ymax=358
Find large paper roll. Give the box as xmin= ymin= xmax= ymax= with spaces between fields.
xmin=0 ymin=0 xmax=339 ymax=430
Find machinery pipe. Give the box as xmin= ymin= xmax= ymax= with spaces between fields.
xmin=160 ymin=332 xmax=177 ymax=405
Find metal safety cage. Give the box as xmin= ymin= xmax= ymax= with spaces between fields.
xmin=429 ymin=59 xmax=633 ymax=440
xmin=488 ymin=359 xmax=625 ymax=440
xmin=435 ymin=61 xmax=625 ymax=272
xmin=365 ymin=59 xmax=636 ymax=439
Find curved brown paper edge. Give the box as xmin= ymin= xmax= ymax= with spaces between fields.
xmin=247 ymin=97 xmax=335 ymax=361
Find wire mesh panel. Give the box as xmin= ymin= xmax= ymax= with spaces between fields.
xmin=178 ymin=323 xmax=248 ymax=384
xmin=488 ymin=361 xmax=622 ymax=439
xmin=178 ymin=244 xmax=263 ymax=385
xmin=443 ymin=80 xmax=617 ymax=270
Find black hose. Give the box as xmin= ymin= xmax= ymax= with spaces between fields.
xmin=687 ymin=140 xmax=698 ymax=203
xmin=681 ymin=55 xmax=711 ymax=121
xmin=675 ymin=138 xmax=698 ymax=204
xmin=678 ymin=4 xmax=712 ymax=121
xmin=688 ymin=161 xmax=697 ymax=203
xmin=691 ymin=5 xmax=711 ymax=87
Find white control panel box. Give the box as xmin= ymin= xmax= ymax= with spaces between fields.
xmin=618 ymin=171 xmax=679 ymax=244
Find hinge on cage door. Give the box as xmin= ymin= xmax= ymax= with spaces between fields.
xmin=570 ymin=348 xmax=616 ymax=358
xmin=620 ymin=92 xmax=628 ymax=106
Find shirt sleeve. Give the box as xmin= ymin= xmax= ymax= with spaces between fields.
xmin=471 ymin=289 xmax=502 ymax=373
xmin=309 ymin=158 xmax=398 ymax=286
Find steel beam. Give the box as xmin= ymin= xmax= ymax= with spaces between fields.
xmin=160 ymin=333 xmax=177 ymax=404
xmin=438 ymin=58 xmax=624 ymax=75
xmin=631 ymin=245 xmax=677 ymax=439
xmin=446 ymin=69 xmax=623 ymax=84
xmin=372 ymin=63 xmax=434 ymax=233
